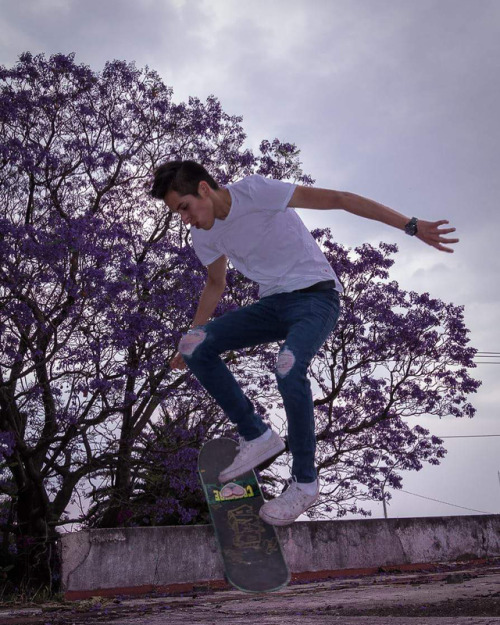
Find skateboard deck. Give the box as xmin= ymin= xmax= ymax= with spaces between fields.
xmin=198 ymin=437 xmax=290 ymax=593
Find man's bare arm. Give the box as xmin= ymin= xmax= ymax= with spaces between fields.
xmin=170 ymin=255 xmax=227 ymax=370
xmin=190 ymin=255 xmax=228 ymax=327
xmin=289 ymin=186 xmax=459 ymax=253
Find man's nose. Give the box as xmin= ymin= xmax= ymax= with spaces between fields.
xmin=181 ymin=213 xmax=190 ymax=225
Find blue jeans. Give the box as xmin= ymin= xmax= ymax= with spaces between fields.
xmin=179 ymin=289 xmax=340 ymax=483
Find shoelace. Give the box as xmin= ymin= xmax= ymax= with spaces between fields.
xmin=280 ymin=476 xmax=298 ymax=497
xmin=236 ymin=436 xmax=259 ymax=455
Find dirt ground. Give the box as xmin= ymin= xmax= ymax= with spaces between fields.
xmin=1 ymin=558 xmax=500 ymax=625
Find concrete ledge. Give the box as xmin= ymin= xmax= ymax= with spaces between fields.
xmin=61 ymin=514 xmax=500 ymax=598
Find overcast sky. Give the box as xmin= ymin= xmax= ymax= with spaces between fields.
xmin=1 ymin=0 xmax=499 ymax=519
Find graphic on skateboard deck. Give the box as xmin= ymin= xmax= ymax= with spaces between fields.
xmin=198 ymin=437 xmax=290 ymax=593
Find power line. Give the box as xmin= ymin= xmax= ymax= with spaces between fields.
xmin=473 ymin=350 xmax=500 ymax=364
xmin=397 ymin=488 xmax=495 ymax=515
xmin=439 ymin=434 xmax=500 ymax=439
xmin=474 ymin=351 xmax=500 ymax=362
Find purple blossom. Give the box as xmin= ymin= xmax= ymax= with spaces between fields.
xmin=0 ymin=432 xmax=15 ymax=462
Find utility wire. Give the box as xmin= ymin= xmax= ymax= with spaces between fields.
xmin=474 ymin=351 xmax=500 ymax=361
xmin=439 ymin=434 xmax=500 ymax=439
xmin=397 ymin=488 xmax=495 ymax=515
xmin=473 ymin=351 xmax=500 ymax=363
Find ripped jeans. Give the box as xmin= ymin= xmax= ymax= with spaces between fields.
xmin=179 ymin=289 xmax=340 ymax=482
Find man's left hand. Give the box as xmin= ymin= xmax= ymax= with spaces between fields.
xmin=416 ymin=220 xmax=459 ymax=253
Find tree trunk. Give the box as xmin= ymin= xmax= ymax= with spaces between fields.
xmin=14 ymin=478 xmax=60 ymax=591
xmin=98 ymin=420 xmax=134 ymax=528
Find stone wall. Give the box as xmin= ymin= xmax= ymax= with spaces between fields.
xmin=61 ymin=514 xmax=500 ymax=598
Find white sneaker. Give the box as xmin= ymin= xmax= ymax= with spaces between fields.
xmin=259 ymin=477 xmax=319 ymax=526
xmin=218 ymin=430 xmax=285 ymax=483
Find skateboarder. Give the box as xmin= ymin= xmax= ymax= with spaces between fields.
xmin=150 ymin=160 xmax=458 ymax=526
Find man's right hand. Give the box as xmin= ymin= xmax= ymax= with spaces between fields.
xmin=170 ymin=351 xmax=187 ymax=370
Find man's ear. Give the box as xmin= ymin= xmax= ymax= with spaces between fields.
xmin=198 ymin=180 xmax=210 ymax=197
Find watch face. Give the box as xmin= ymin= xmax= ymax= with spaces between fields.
xmin=405 ymin=218 xmax=418 ymax=235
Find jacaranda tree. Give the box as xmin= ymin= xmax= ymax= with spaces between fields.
xmin=0 ymin=52 xmax=311 ymax=587
xmin=0 ymin=52 xmax=479 ymax=589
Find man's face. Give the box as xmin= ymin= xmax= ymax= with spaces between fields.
xmin=164 ymin=183 xmax=215 ymax=230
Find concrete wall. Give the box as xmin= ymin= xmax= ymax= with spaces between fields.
xmin=61 ymin=514 xmax=500 ymax=597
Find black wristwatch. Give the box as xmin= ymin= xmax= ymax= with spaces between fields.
xmin=404 ymin=217 xmax=418 ymax=236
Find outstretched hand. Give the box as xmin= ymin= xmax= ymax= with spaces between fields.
xmin=416 ymin=220 xmax=459 ymax=253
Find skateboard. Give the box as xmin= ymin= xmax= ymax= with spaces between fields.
xmin=198 ymin=437 xmax=290 ymax=593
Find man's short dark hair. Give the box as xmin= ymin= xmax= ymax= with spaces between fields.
xmin=150 ymin=160 xmax=219 ymax=200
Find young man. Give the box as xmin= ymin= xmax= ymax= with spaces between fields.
xmin=150 ymin=160 xmax=458 ymax=526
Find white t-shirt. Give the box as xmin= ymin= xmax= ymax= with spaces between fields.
xmin=190 ymin=175 xmax=341 ymax=298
